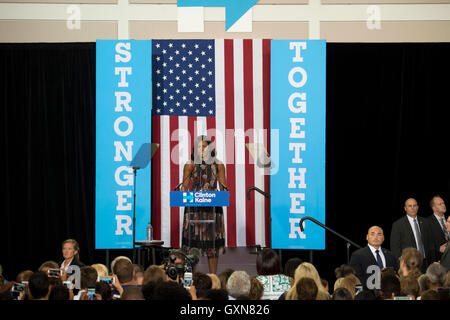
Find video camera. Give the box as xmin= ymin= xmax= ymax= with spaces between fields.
xmin=162 ymin=248 xmax=200 ymax=281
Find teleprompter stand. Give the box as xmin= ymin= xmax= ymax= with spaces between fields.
xmin=128 ymin=143 xmax=159 ymax=264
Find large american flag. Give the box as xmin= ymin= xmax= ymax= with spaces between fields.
xmin=151 ymin=39 xmax=271 ymax=249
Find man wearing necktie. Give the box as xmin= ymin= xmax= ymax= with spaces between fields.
xmin=390 ymin=198 xmax=437 ymax=273
xmin=439 ymin=216 xmax=450 ymax=271
xmin=350 ymin=226 xmax=398 ymax=289
xmin=426 ymin=195 xmax=450 ymax=261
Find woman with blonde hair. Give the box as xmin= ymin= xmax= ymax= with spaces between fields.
xmin=398 ymin=247 xmax=422 ymax=280
xmin=285 ymin=262 xmax=330 ymax=300
xmin=207 ymin=273 xmax=221 ymax=289
xmin=333 ymin=275 xmax=359 ymax=298
xmin=60 ymin=239 xmax=85 ymax=273
xmin=91 ymin=264 xmax=109 ymax=278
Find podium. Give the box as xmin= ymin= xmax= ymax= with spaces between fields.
xmin=170 ymin=191 xmax=229 ymax=258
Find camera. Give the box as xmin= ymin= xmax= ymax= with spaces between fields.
xmin=162 ymin=248 xmax=200 ymax=281
xmin=11 ymin=283 xmax=26 ymax=294
xmin=183 ymin=272 xmax=193 ymax=290
xmin=10 ymin=283 xmax=26 ymax=299
xmin=87 ymin=287 xmax=96 ymax=300
xmin=99 ymin=276 xmax=115 ymax=285
xmin=355 ymin=285 xmax=363 ymax=294
xmin=164 ymin=254 xmax=187 ymax=281
xmin=47 ymin=268 xmax=62 ymax=278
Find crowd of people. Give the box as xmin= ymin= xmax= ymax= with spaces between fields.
xmin=0 ymin=246 xmax=448 ymax=301
xmin=1 ymin=195 xmax=449 ymax=301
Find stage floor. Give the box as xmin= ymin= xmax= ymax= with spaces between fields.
xmin=195 ymin=246 xmax=258 ymax=276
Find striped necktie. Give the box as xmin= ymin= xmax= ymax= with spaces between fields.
xmin=439 ymin=217 xmax=449 ymax=241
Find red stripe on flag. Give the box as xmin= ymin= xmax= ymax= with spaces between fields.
xmin=263 ymin=39 xmax=271 ymax=247
xmin=206 ymin=116 xmax=215 ymax=144
xmin=170 ymin=116 xmax=180 ymax=248
xmin=151 ymin=115 xmax=161 ymax=241
xmin=224 ymin=39 xmax=236 ymax=247
xmin=188 ymin=117 xmax=195 ymax=153
xmin=243 ymin=39 xmax=255 ymax=246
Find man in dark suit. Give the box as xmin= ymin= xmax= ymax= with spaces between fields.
xmin=390 ymin=198 xmax=437 ymax=272
xmin=426 ymin=195 xmax=450 ymax=261
xmin=350 ymin=226 xmax=398 ymax=288
xmin=439 ymin=216 xmax=450 ymax=271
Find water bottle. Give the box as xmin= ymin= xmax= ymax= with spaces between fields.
xmin=146 ymin=223 xmax=153 ymax=241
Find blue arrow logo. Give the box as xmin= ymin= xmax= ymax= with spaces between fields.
xmin=183 ymin=192 xmax=195 ymax=203
xmin=178 ymin=0 xmax=259 ymax=31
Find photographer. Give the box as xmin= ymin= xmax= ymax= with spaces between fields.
xmin=162 ymin=248 xmax=200 ymax=289
xmin=163 ymin=251 xmax=187 ymax=284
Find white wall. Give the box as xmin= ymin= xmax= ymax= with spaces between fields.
xmin=0 ymin=0 xmax=449 ymax=42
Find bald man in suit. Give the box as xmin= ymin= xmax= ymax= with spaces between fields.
xmin=390 ymin=198 xmax=437 ymax=272
xmin=426 ymin=196 xmax=450 ymax=261
xmin=350 ymin=226 xmax=398 ymax=288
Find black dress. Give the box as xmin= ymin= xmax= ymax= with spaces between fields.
xmin=181 ymin=162 xmax=226 ymax=258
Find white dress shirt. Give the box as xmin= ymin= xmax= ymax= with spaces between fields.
xmin=368 ymin=244 xmax=386 ymax=269
xmin=60 ymin=258 xmax=73 ymax=273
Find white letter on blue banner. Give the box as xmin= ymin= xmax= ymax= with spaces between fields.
xmin=96 ymin=40 xmax=152 ymax=249
xmin=270 ymin=40 xmax=326 ymax=250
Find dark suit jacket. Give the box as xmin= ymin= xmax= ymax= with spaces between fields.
xmin=390 ymin=215 xmax=437 ymax=269
xmin=441 ymin=245 xmax=450 ymax=272
xmin=349 ymin=246 xmax=398 ymax=288
xmin=426 ymin=214 xmax=448 ymax=261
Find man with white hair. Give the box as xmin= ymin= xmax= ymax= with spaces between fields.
xmin=226 ymin=271 xmax=251 ymax=299
xmin=425 ymin=263 xmax=446 ymax=290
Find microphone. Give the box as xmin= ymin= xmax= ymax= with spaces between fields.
xmin=174 ymin=170 xmax=192 ymax=191
xmin=218 ymin=182 xmax=228 ymax=191
xmin=187 ymin=247 xmax=200 ymax=266
xmin=174 ymin=183 xmax=183 ymax=191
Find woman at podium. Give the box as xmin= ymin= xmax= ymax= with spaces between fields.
xmin=180 ymin=135 xmax=227 ymax=274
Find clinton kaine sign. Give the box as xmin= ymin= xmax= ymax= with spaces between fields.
xmin=270 ymin=40 xmax=326 ymax=250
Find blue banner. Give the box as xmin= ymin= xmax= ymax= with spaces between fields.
xmin=270 ymin=40 xmax=326 ymax=250
xmin=170 ymin=191 xmax=230 ymax=207
xmin=95 ymin=40 xmax=152 ymax=249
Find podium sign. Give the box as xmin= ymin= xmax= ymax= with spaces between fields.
xmin=170 ymin=191 xmax=229 ymax=207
